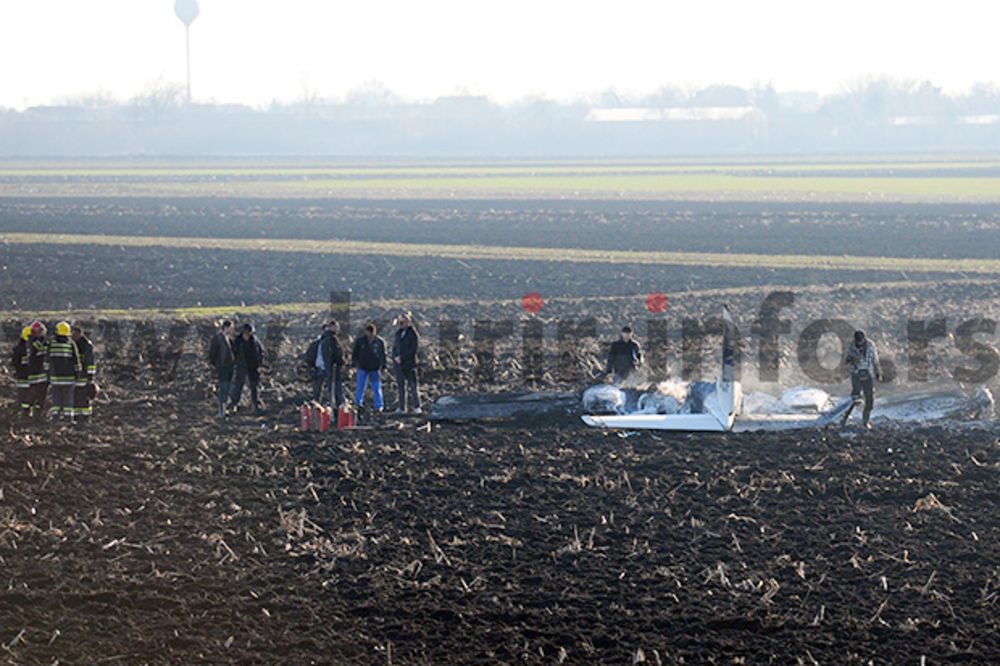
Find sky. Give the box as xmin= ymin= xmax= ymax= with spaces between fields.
xmin=2 ymin=0 xmax=998 ymax=110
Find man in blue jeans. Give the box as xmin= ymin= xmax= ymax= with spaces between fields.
xmin=352 ymin=323 xmax=387 ymax=412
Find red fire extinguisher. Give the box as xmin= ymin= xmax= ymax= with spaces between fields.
xmin=319 ymin=406 xmax=332 ymax=432
xmin=300 ymin=403 xmax=311 ymax=431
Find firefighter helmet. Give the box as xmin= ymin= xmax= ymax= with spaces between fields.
xmin=56 ymin=321 xmax=71 ymax=336
xmin=21 ymin=326 xmax=31 ymax=341
xmin=30 ymin=321 xmax=46 ymax=337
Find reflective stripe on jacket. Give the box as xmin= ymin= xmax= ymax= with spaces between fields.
xmin=48 ymin=336 xmax=81 ymax=386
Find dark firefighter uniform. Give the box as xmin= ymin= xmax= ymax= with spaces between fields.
xmin=27 ymin=325 xmax=49 ymax=422
xmin=72 ymin=330 xmax=96 ymax=422
xmin=47 ymin=322 xmax=81 ymax=422
xmin=11 ymin=327 xmax=31 ymax=419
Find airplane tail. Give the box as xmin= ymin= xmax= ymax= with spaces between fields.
xmin=706 ymin=306 xmax=741 ymax=430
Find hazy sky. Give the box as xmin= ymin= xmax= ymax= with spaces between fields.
xmin=2 ymin=0 xmax=997 ymax=109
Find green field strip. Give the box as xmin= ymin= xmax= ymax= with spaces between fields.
xmin=2 ymin=173 xmax=995 ymax=200
xmin=277 ymin=174 xmax=1000 ymax=198
xmin=4 ymin=231 xmax=1000 ymax=275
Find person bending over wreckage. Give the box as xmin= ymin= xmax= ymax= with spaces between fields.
xmin=841 ymin=329 xmax=883 ymax=429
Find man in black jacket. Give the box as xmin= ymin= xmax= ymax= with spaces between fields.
xmin=391 ymin=312 xmax=421 ymax=414
xmin=315 ymin=320 xmax=345 ymax=408
xmin=352 ymin=323 xmax=386 ymax=412
xmin=229 ymin=323 xmax=265 ymax=414
xmin=606 ymin=325 xmax=642 ymax=385
xmin=208 ymin=320 xmax=235 ymax=418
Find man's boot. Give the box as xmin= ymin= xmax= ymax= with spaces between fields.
xmin=862 ymin=409 xmax=872 ymax=429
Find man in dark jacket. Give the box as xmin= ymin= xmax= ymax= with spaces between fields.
xmin=606 ymin=325 xmax=642 ymax=384
xmin=26 ymin=322 xmax=49 ymax=423
xmin=229 ymin=323 xmax=265 ymax=414
xmin=391 ymin=312 xmax=421 ymax=414
xmin=10 ymin=325 xmax=31 ymax=421
xmin=47 ymin=321 xmax=81 ymax=423
xmin=315 ymin=320 xmax=345 ymax=408
xmin=352 ymin=323 xmax=386 ymax=411
xmin=208 ymin=320 xmax=235 ymax=418
xmin=71 ymin=325 xmax=97 ymax=425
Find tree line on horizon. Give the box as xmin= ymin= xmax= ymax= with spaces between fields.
xmin=3 ymin=77 xmax=999 ymax=156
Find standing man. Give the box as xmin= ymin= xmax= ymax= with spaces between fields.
xmin=229 ymin=323 xmax=264 ymax=414
xmin=26 ymin=322 xmax=49 ymax=423
xmin=47 ymin=321 xmax=81 ymax=423
xmin=392 ymin=312 xmax=421 ymax=414
xmin=208 ymin=320 xmax=235 ymax=418
xmin=841 ymin=329 xmax=883 ymax=429
xmin=352 ymin=323 xmax=386 ymax=412
xmin=71 ymin=325 xmax=97 ymax=425
xmin=10 ymin=326 xmax=31 ymax=421
xmin=306 ymin=323 xmax=325 ymax=402
xmin=606 ymin=325 xmax=642 ymax=385
xmin=316 ymin=321 xmax=345 ymax=408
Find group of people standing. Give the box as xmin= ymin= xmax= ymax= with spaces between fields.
xmin=206 ymin=312 xmax=422 ymax=419
xmin=307 ymin=312 xmax=422 ymax=415
xmin=10 ymin=321 xmax=96 ymax=424
xmin=207 ymin=320 xmax=266 ymax=417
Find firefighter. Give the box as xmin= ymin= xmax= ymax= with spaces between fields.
xmin=26 ymin=322 xmax=49 ymax=423
xmin=10 ymin=326 xmax=31 ymax=421
xmin=71 ymin=325 xmax=97 ymax=424
xmin=47 ymin=321 xmax=81 ymax=423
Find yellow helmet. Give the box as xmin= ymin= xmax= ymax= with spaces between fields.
xmin=56 ymin=321 xmax=72 ymax=336
xmin=21 ymin=326 xmax=32 ymax=341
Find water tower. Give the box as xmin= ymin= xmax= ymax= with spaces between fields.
xmin=174 ymin=0 xmax=200 ymax=102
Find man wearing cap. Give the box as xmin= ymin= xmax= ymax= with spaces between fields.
xmin=71 ymin=325 xmax=97 ymax=425
xmin=606 ymin=325 xmax=642 ymax=385
xmin=47 ymin=321 xmax=81 ymax=423
xmin=10 ymin=326 xmax=31 ymax=421
xmin=842 ymin=329 xmax=883 ymax=429
xmin=229 ymin=323 xmax=265 ymax=414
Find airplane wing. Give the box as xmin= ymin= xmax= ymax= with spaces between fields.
xmin=581 ymin=413 xmax=729 ymax=431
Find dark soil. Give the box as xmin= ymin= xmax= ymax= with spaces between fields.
xmin=3 ymin=383 xmax=1000 ymax=664
xmin=3 ymin=195 xmax=1000 ymax=663
xmin=2 ymin=197 xmax=999 ymax=258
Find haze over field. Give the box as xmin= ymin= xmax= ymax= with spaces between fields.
xmin=2 ymin=0 xmax=998 ymax=109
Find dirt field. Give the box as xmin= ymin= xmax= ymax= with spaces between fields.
xmin=3 ymin=191 xmax=1000 ymax=664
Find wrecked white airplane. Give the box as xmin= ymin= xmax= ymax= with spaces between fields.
xmin=582 ymin=308 xmax=993 ymax=432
